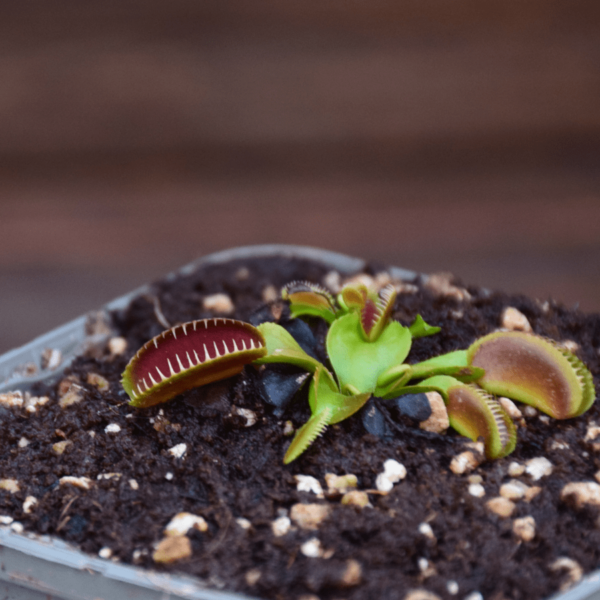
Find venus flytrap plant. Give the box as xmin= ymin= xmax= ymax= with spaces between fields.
xmin=122 ymin=279 xmax=595 ymax=464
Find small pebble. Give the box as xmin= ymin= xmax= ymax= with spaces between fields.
xmin=419 ymin=392 xmax=449 ymax=433
xmin=500 ymin=480 xmax=530 ymax=501
xmin=168 ymin=443 xmax=187 ymax=459
xmin=53 ymin=440 xmax=72 ymax=455
xmin=561 ymin=481 xmax=600 ymax=508
xmin=525 ymin=457 xmax=553 ymax=480
xmin=300 ymin=537 xmax=324 ymax=558
xmin=10 ymin=522 xmax=24 ymax=534
xmin=447 ymin=580 xmax=459 ymax=595
xmin=164 ymin=512 xmax=208 ymax=536
xmin=539 ymin=415 xmax=550 ymax=425
xmin=98 ymin=547 xmax=113 ymax=559
xmin=283 ymin=421 xmax=295 ymax=436
xmin=23 ymin=496 xmax=37 ymax=514
xmin=325 ymin=473 xmax=358 ymax=494
xmin=132 ymin=549 xmax=146 ymax=563
xmin=290 ymin=504 xmax=331 ymax=530
xmin=513 ymin=516 xmax=536 ymax=541
xmin=468 ymin=484 xmax=485 ymax=498
xmin=59 ymin=476 xmax=92 ymax=490
xmin=424 ymin=272 xmax=470 ymax=301
xmin=376 ymin=459 xmax=407 ymax=492
xmin=87 ymin=373 xmax=110 ymax=391
xmin=271 ymin=516 xmax=292 ymax=537
xmin=561 ymin=340 xmax=579 ymax=353
xmin=418 ymin=557 xmax=436 ymax=577
xmin=507 ymin=461 xmax=525 ymax=477
xmin=383 ymin=459 xmax=407 ymax=481
xmin=129 ymin=479 xmax=139 ymax=490
xmin=295 ymin=475 xmax=324 ymax=498
xmin=341 ymin=491 xmax=371 ymax=508
xmin=340 ymin=559 xmax=362 ymax=587
xmin=550 ymin=557 xmax=583 ymax=591
xmin=60 ymin=388 xmax=83 ymax=408
xmin=41 ymin=348 xmax=62 ymax=370
xmin=468 ymin=474 xmax=482 ymax=484
xmin=165 ymin=472 xmax=174 ymax=481
xmin=97 ymin=473 xmax=121 ymax=480
xmin=585 ymin=424 xmax=600 ymax=442
xmin=18 ymin=437 xmax=29 ymax=448
xmin=245 ymin=568 xmax=262 ymax=586
xmin=523 ymin=406 xmax=538 ymax=417
xmin=203 ymin=293 xmax=234 ymax=314
xmin=498 ymin=397 xmax=522 ymax=419
xmin=108 ymin=337 xmax=128 ymax=356
xmin=0 ymin=479 xmax=20 ymax=493
xmin=486 ymin=497 xmax=516 ymax=517
xmin=500 ymin=307 xmax=532 ymax=332
xmin=261 ymin=285 xmax=278 ymax=303
xmin=23 ymin=394 xmax=50 ymax=414
xmin=0 ymin=515 xmax=14 ymax=525
xmin=104 ymin=423 xmax=121 ymax=434
xmin=153 ymin=536 xmax=192 ymax=563
xmin=418 ymin=522 xmax=436 ymax=541
xmin=464 ymin=593 xmax=484 ymax=600
xmin=230 ymin=406 xmax=257 ymax=427
xmin=450 ymin=451 xmax=482 ymax=475
xmin=236 ymin=518 xmax=251 ymax=530
xmin=0 ymin=391 xmax=24 ymax=408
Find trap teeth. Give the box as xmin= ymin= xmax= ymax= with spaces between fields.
xmin=122 ymin=319 xmax=267 ymax=408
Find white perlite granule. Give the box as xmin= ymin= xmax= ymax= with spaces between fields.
xmin=376 ymin=459 xmax=407 ymax=492
xmin=525 ymin=457 xmax=553 ymax=480
xmin=271 ymin=516 xmax=291 ymax=537
xmin=468 ymin=483 xmax=485 ymax=498
xmin=300 ymin=537 xmax=323 ymax=558
xmin=168 ymin=443 xmax=187 ymax=459
xmin=164 ymin=512 xmax=208 ymax=536
xmin=104 ymin=423 xmax=121 ymax=434
xmin=294 ymin=475 xmax=324 ymax=497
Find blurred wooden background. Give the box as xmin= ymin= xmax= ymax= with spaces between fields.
xmin=1 ymin=0 xmax=599 ymax=354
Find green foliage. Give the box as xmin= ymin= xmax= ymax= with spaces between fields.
xmin=123 ymin=279 xmax=595 ymax=465
xmin=261 ymin=280 xmax=594 ymax=463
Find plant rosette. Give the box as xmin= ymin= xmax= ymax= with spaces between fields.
xmin=0 ymin=247 xmax=599 ymax=600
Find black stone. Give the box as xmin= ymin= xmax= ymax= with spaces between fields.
xmin=361 ymin=398 xmax=393 ymax=438
xmin=280 ymin=318 xmax=319 ymax=360
xmin=260 ymin=366 xmax=310 ymax=417
xmin=392 ymin=393 xmax=432 ymax=422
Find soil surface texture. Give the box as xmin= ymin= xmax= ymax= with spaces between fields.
xmin=1 ymin=255 xmax=600 ymax=600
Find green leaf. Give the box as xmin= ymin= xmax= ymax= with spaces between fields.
xmin=407 ymin=351 xmax=483 ymax=384
xmin=309 ymin=366 xmax=371 ymax=424
xmin=284 ymin=407 xmax=333 ymax=464
xmin=282 ymin=281 xmax=337 ymax=324
xmin=327 ymin=312 xmax=412 ymax=394
xmin=408 ymin=314 xmax=441 ymax=339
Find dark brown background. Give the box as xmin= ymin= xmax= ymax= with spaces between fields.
xmin=1 ymin=1 xmax=599 ymax=354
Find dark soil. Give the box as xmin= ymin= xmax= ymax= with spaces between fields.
xmin=1 ymin=255 xmax=600 ymax=600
